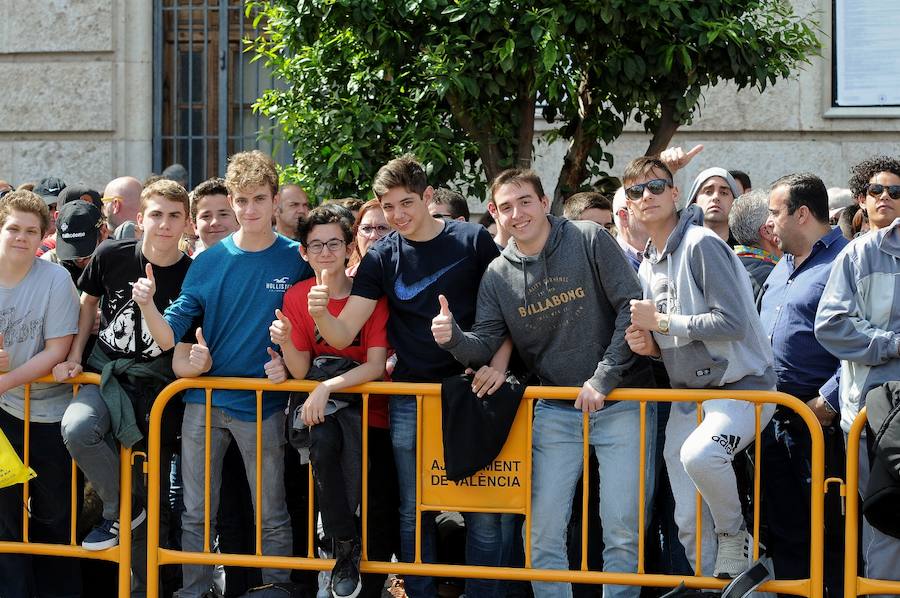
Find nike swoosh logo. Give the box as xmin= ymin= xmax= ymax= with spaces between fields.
xmin=394 ymin=258 xmax=466 ymax=300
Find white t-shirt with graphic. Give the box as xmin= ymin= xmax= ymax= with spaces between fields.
xmin=0 ymin=259 xmax=80 ymax=423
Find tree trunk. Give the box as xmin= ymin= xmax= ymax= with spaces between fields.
xmin=515 ymin=71 xmax=537 ymax=169
xmin=446 ymin=91 xmax=503 ymax=183
xmin=551 ymin=74 xmax=595 ymax=214
xmin=645 ymin=99 xmax=680 ymax=156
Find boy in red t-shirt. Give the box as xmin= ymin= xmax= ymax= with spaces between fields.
xmin=270 ymin=204 xmax=389 ymax=598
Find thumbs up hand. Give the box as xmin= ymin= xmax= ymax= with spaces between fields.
xmin=189 ymin=327 xmax=212 ymax=374
xmin=269 ymin=309 xmax=293 ymax=347
xmin=0 ymin=333 xmax=9 ymax=372
xmin=132 ymin=263 xmax=157 ymax=307
xmin=431 ymin=294 xmax=455 ymax=345
xmin=264 ymin=347 xmax=287 ymax=384
xmin=307 ymin=268 xmax=331 ymax=318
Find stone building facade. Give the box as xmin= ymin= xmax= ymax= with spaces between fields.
xmin=0 ymin=1 xmax=152 ymax=189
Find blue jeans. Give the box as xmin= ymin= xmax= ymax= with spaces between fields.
xmin=462 ymin=511 xmax=504 ymax=598
xmin=390 ymin=396 xmax=505 ymax=598
xmin=60 ymin=383 xmax=172 ymax=598
xmin=177 ymin=404 xmax=293 ymax=598
xmin=530 ymin=400 xmax=655 ymax=598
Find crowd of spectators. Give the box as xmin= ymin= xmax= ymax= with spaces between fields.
xmin=1 ymin=146 xmax=899 ymax=598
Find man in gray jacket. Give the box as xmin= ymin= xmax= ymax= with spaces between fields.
xmin=432 ymin=168 xmax=654 ymax=598
xmin=815 ymin=215 xmax=900 ymax=587
xmin=622 ymin=156 xmax=775 ymax=580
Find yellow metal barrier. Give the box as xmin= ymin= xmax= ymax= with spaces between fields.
xmin=0 ymin=374 xmax=133 ymax=598
xmin=145 ymin=378 xmax=825 ymax=598
xmin=843 ymin=407 xmax=900 ymax=598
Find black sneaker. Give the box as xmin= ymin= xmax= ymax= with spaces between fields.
xmin=331 ymin=538 xmax=361 ymax=598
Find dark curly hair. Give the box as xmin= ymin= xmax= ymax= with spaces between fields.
xmin=297 ymin=204 xmax=353 ymax=246
xmin=848 ymin=155 xmax=900 ymax=199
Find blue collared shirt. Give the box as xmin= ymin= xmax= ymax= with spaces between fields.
xmin=759 ymin=227 xmax=848 ymax=409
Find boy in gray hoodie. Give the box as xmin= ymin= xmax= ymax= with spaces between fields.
xmin=433 ymin=169 xmax=655 ymax=598
xmin=622 ymin=156 xmax=775 ymax=579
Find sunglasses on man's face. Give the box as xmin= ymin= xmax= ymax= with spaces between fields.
xmin=624 ymin=178 xmax=672 ymax=201
xmin=865 ymin=183 xmax=900 ymax=200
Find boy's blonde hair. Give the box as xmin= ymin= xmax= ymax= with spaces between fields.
xmin=225 ymin=150 xmax=279 ymax=197
xmin=140 ymin=179 xmax=190 ymax=216
xmin=0 ymin=190 xmax=50 ymax=236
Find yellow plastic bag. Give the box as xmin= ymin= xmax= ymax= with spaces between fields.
xmin=0 ymin=427 xmax=36 ymax=488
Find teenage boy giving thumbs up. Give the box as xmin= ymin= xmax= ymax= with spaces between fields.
xmin=134 ymin=151 xmax=313 ymax=598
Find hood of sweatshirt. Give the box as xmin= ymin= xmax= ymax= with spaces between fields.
xmin=500 ymin=213 xmax=568 ymax=313
xmin=645 ymin=203 xmax=705 ymax=264
xmin=686 ymin=167 xmax=741 ymax=205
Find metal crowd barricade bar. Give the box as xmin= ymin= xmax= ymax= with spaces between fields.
xmin=145 ymin=378 xmax=824 ymax=598
xmin=843 ymin=407 xmax=900 ymax=598
xmin=0 ymin=374 xmax=133 ymax=598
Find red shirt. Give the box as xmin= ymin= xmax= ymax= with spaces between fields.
xmin=36 ymin=234 xmax=56 ymax=257
xmin=282 ymin=277 xmax=391 ymax=428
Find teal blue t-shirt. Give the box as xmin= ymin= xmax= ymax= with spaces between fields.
xmin=164 ymin=234 xmax=313 ymax=420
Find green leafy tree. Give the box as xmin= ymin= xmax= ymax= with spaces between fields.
xmin=249 ymin=0 xmax=819 ymax=210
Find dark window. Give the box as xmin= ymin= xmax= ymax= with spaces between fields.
xmin=153 ymin=0 xmax=291 ymax=189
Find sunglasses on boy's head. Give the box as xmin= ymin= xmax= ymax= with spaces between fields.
xmin=865 ymin=183 xmax=900 ymax=200
xmin=624 ymin=178 xmax=673 ymax=201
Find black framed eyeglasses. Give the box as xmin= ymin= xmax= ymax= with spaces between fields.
xmin=305 ymin=238 xmax=346 ymax=254
xmin=624 ymin=178 xmax=672 ymax=201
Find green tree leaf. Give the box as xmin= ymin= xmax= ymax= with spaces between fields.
xmin=248 ymin=0 xmax=820 ymax=206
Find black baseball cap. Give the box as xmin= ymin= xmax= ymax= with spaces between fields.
xmin=33 ymin=176 xmax=66 ymax=206
xmin=56 ymin=200 xmax=103 ymax=260
xmin=57 ymin=184 xmax=102 ymax=210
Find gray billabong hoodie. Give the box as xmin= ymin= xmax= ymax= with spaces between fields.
xmin=442 ymin=215 xmax=650 ymax=396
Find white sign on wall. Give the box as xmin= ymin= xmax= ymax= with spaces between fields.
xmin=834 ymin=0 xmax=900 ymax=106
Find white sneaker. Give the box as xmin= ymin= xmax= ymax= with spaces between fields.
xmin=714 ymin=530 xmax=752 ymax=579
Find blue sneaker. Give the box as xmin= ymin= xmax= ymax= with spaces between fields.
xmin=82 ymin=508 xmax=146 ymax=551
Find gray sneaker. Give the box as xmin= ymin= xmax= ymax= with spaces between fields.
xmin=714 ymin=530 xmax=752 ymax=579
xmin=331 ymin=538 xmax=361 ymax=598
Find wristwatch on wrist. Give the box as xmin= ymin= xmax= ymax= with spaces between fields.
xmin=657 ymin=314 xmax=670 ymax=335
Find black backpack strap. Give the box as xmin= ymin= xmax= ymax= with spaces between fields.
xmin=721 ymin=558 xmax=773 ymax=598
